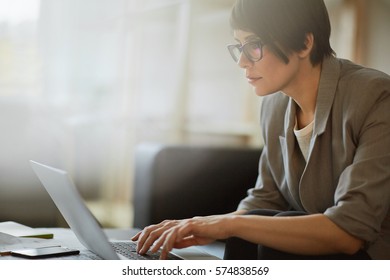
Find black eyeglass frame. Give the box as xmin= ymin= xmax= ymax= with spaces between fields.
xmin=227 ymin=40 xmax=264 ymax=63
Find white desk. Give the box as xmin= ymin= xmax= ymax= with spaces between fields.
xmin=1 ymin=228 xmax=225 ymax=260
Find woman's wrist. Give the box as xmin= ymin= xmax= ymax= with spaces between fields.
xmin=222 ymin=213 xmax=243 ymax=238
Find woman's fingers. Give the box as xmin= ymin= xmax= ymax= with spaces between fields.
xmin=131 ymin=231 xmax=141 ymax=241
xmin=150 ymin=227 xmax=173 ymax=254
xmin=160 ymin=227 xmax=181 ymax=259
xmin=133 ymin=215 xmax=227 ymax=259
xmin=136 ymin=224 xmax=159 ymax=253
xmin=136 ymin=220 xmax=179 ymax=254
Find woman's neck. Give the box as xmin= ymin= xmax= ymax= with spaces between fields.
xmin=290 ymin=62 xmax=322 ymax=129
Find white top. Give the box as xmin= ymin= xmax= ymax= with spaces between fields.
xmin=294 ymin=119 xmax=314 ymax=162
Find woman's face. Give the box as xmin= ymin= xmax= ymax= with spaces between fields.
xmin=233 ymin=29 xmax=301 ymax=97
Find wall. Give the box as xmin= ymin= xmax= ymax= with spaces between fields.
xmin=366 ymin=0 xmax=390 ymax=73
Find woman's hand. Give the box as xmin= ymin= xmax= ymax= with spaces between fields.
xmin=131 ymin=214 xmax=235 ymax=259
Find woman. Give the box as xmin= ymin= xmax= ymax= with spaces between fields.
xmin=132 ymin=0 xmax=390 ymax=260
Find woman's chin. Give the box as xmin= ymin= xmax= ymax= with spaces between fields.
xmin=254 ymin=88 xmax=273 ymax=97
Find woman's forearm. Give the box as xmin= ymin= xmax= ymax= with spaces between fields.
xmin=225 ymin=213 xmax=363 ymax=255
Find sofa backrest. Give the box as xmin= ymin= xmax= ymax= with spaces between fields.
xmin=133 ymin=144 xmax=262 ymax=228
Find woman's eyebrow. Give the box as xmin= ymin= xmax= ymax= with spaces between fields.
xmin=234 ymin=34 xmax=260 ymax=44
xmin=245 ymin=35 xmax=261 ymax=41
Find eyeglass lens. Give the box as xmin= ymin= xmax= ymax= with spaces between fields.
xmin=230 ymin=41 xmax=262 ymax=63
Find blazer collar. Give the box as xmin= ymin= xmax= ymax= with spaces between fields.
xmin=313 ymin=56 xmax=340 ymax=136
xmin=281 ymin=56 xmax=340 ymax=139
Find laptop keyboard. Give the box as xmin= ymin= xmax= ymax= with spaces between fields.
xmin=110 ymin=241 xmax=182 ymax=260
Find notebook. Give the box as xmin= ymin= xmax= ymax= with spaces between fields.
xmin=0 ymin=221 xmax=53 ymax=239
xmin=30 ymin=160 xmax=218 ymax=260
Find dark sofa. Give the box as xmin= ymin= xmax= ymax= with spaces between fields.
xmin=133 ymin=143 xmax=262 ymax=229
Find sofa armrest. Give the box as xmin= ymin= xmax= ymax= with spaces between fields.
xmin=133 ymin=143 xmax=261 ymax=229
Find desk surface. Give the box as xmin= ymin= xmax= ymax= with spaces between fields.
xmin=1 ymin=228 xmax=224 ymax=260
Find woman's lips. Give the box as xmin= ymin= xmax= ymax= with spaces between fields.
xmin=247 ymin=76 xmax=262 ymax=84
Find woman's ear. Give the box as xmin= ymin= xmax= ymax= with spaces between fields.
xmin=298 ymin=33 xmax=314 ymax=59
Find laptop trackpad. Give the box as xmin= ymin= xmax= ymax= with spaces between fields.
xmin=172 ymin=247 xmax=220 ymax=260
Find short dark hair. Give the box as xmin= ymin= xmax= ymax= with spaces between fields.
xmin=230 ymin=0 xmax=335 ymax=65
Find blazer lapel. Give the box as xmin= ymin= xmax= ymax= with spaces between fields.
xmin=312 ymin=56 xmax=340 ymax=138
xmin=301 ymin=56 xmax=340 ymax=165
xmin=279 ymin=98 xmax=306 ymax=211
xmin=300 ymin=56 xmax=341 ymax=212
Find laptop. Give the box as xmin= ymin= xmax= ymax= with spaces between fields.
xmin=30 ymin=160 xmax=219 ymax=260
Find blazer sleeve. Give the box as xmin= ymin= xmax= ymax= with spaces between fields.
xmin=324 ymin=78 xmax=390 ymax=245
xmin=237 ymin=146 xmax=290 ymax=211
xmin=238 ymin=94 xmax=290 ymax=211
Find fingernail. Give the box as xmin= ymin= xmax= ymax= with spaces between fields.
xmin=139 ymin=247 xmax=146 ymax=255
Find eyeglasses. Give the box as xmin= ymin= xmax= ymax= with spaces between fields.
xmin=227 ymin=40 xmax=264 ymax=63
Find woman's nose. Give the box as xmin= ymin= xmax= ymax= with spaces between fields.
xmin=237 ymin=52 xmax=253 ymax=69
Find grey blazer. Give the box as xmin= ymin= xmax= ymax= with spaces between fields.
xmin=238 ymin=56 xmax=390 ymax=259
